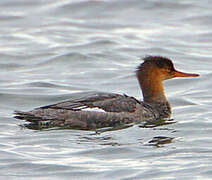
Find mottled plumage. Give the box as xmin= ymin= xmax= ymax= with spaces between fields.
xmin=15 ymin=93 xmax=158 ymax=129
xmin=14 ymin=56 xmax=199 ymax=130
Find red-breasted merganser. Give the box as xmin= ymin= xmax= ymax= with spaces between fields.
xmin=14 ymin=56 xmax=199 ymax=130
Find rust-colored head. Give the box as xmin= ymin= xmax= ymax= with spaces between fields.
xmin=136 ymin=56 xmax=199 ymax=116
xmin=137 ymin=56 xmax=199 ymax=81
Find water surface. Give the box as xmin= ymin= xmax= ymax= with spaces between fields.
xmin=0 ymin=0 xmax=212 ymax=179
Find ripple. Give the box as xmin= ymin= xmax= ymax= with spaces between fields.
xmin=0 ymin=0 xmax=211 ymax=179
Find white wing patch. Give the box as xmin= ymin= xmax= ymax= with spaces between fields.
xmin=81 ymin=107 xmax=106 ymax=112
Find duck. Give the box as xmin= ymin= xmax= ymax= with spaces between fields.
xmin=14 ymin=56 xmax=199 ymax=130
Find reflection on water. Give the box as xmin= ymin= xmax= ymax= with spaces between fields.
xmin=0 ymin=0 xmax=212 ymax=179
xmin=147 ymin=136 xmax=175 ymax=147
xmin=139 ymin=118 xmax=177 ymax=128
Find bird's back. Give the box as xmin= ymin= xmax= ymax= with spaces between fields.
xmin=15 ymin=92 xmax=158 ymax=130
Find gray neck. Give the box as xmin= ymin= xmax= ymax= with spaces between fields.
xmin=149 ymin=101 xmax=171 ymax=118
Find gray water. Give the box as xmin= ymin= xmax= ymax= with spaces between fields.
xmin=0 ymin=0 xmax=211 ymax=179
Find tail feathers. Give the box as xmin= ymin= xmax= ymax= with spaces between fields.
xmin=14 ymin=110 xmax=43 ymax=122
xmin=14 ymin=110 xmax=59 ymax=129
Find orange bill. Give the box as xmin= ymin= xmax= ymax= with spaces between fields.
xmin=173 ymin=70 xmax=199 ymax=78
